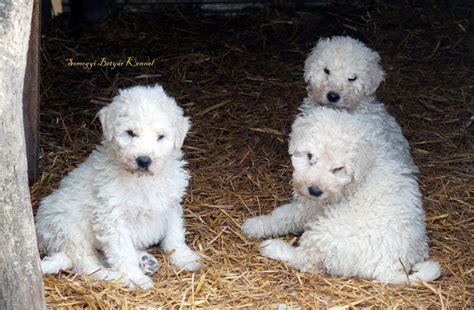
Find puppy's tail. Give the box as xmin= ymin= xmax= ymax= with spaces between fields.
xmin=40 ymin=252 xmax=73 ymax=274
xmin=408 ymin=260 xmax=442 ymax=282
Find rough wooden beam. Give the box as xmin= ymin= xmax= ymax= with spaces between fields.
xmin=23 ymin=0 xmax=41 ymax=185
xmin=0 ymin=0 xmax=46 ymax=309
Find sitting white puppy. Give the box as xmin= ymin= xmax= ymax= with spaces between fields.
xmin=302 ymin=36 xmax=416 ymax=170
xmin=241 ymin=108 xmax=441 ymax=284
xmin=36 ymin=84 xmax=200 ymax=289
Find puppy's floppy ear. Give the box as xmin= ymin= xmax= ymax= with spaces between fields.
xmin=98 ymin=104 xmax=113 ymax=141
xmin=288 ymin=137 xmax=297 ymax=155
xmin=304 ymin=38 xmax=328 ymax=83
xmin=365 ymin=50 xmax=385 ymax=96
xmin=173 ymin=115 xmax=191 ymax=150
xmin=289 ymin=114 xmax=312 ymax=155
xmin=98 ymin=99 xmax=125 ymax=142
xmin=303 ymin=48 xmax=318 ymax=83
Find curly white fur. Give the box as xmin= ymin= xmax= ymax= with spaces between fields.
xmin=303 ymin=36 xmax=384 ymax=110
xmin=35 ymin=84 xmax=200 ymax=289
xmin=242 ymin=108 xmax=441 ymax=284
xmin=301 ymin=36 xmax=417 ymax=171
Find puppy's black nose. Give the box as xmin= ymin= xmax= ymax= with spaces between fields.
xmin=136 ymin=156 xmax=152 ymax=170
xmin=327 ymin=91 xmax=341 ymax=103
xmin=308 ymin=186 xmax=323 ymax=197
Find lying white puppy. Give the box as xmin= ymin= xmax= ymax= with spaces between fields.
xmin=242 ymin=108 xmax=441 ymax=284
xmin=36 ymin=84 xmax=200 ymax=289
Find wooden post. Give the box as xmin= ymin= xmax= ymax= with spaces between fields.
xmin=0 ymin=0 xmax=46 ymax=309
xmin=23 ymin=0 xmax=41 ymax=185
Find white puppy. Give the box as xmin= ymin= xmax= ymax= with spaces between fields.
xmin=301 ymin=36 xmax=416 ymax=170
xmin=36 ymin=84 xmax=200 ymax=289
xmin=241 ymin=108 xmax=441 ymax=284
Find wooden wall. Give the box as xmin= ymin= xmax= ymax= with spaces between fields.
xmin=23 ymin=0 xmax=41 ymax=185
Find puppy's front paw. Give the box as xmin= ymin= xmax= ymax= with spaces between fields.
xmin=241 ymin=216 xmax=267 ymax=239
xmin=170 ymin=249 xmax=201 ymax=271
xmin=260 ymin=239 xmax=295 ymax=262
xmin=124 ymin=272 xmax=154 ymax=290
xmin=139 ymin=253 xmax=159 ymax=276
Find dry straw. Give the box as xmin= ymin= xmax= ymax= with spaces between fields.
xmin=32 ymin=1 xmax=473 ymax=308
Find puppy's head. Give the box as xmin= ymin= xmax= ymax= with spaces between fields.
xmin=289 ymin=108 xmax=373 ymax=202
xmin=98 ymin=84 xmax=190 ymax=175
xmin=304 ymin=36 xmax=385 ymax=110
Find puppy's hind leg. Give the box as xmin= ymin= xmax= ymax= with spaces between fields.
xmin=379 ymin=260 xmax=442 ymax=284
xmin=41 ymin=252 xmax=73 ymax=274
xmin=42 ymin=245 xmax=123 ymax=282
xmin=59 ymin=244 xmax=123 ymax=281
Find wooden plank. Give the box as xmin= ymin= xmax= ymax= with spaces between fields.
xmin=23 ymin=0 xmax=41 ymax=185
xmin=0 ymin=0 xmax=46 ymax=309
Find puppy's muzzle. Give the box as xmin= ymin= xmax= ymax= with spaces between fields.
xmin=326 ymin=91 xmax=341 ymax=103
xmin=136 ymin=156 xmax=152 ymax=171
xmin=308 ymin=186 xmax=324 ymax=197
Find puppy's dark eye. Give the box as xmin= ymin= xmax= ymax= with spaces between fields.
xmin=331 ymin=166 xmax=344 ymax=173
xmin=348 ymin=76 xmax=357 ymax=82
xmin=307 ymin=153 xmax=313 ymax=160
xmin=126 ymin=130 xmax=137 ymax=137
xmin=324 ymin=68 xmax=330 ymax=75
xmin=157 ymin=135 xmax=165 ymax=141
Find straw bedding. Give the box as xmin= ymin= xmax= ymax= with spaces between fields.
xmin=32 ymin=1 xmax=473 ymax=308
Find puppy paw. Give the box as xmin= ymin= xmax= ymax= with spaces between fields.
xmin=241 ymin=216 xmax=267 ymax=239
xmin=170 ymin=249 xmax=201 ymax=271
xmin=124 ymin=272 xmax=154 ymax=290
xmin=40 ymin=253 xmax=73 ymax=274
xmin=138 ymin=252 xmax=159 ymax=276
xmin=260 ymin=239 xmax=295 ymax=262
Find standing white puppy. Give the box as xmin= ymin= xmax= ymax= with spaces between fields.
xmin=302 ymin=36 xmax=416 ymax=170
xmin=242 ymin=108 xmax=441 ymax=284
xmin=36 ymin=84 xmax=200 ymax=289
